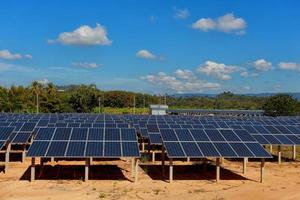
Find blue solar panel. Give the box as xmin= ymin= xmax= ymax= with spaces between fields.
xmin=245 ymin=143 xmax=271 ymax=157
xmin=71 ymin=128 xmax=88 ymax=140
xmin=46 ymin=142 xmax=68 ymax=157
xmin=27 ymin=141 xmax=49 ymax=157
xmin=190 ymin=129 xmax=210 ymax=141
xmin=181 ymin=142 xmax=203 ymax=157
xmin=105 ymin=128 xmax=120 ymax=140
xmin=175 ymin=129 xmax=194 ymax=141
xmin=160 ymin=129 xmax=177 ymax=141
xmin=122 ymin=142 xmax=140 ymax=157
xmin=85 ymin=142 xmax=103 ymax=157
xmin=121 ymin=128 xmax=136 ymax=141
xmin=164 ymin=142 xmax=185 ymax=157
xmin=197 ymin=142 xmax=220 ymax=157
xmin=104 ymin=142 xmax=121 ymax=157
xmin=205 ymin=129 xmax=225 ymax=141
xmin=53 ymin=128 xmax=72 ymax=140
xmin=35 ymin=128 xmax=55 ymax=140
xmin=11 ymin=132 xmax=32 ymax=144
xmin=214 ymin=143 xmax=237 ymax=157
xmin=88 ymin=128 xmax=104 ymax=140
xmin=230 ymin=143 xmax=254 ymax=157
xmin=219 ymin=129 xmax=241 ymax=141
xmin=66 ymin=142 xmax=85 ymax=157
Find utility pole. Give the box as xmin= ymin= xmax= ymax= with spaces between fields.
xmin=133 ymin=96 xmax=136 ymax=114
xmin=36 ymin=92 xmax=39 ymax=114
xmin=98 ymin=96 xmax=101 ymax=113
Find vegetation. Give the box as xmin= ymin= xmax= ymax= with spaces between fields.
xmin=262 ymin=94 xmax=300 ymax=116
xmin=0 ymin=82 xmax=299 ymax=116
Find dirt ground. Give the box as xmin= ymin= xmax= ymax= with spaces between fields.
xmin=1 ymin=153 xmax=300 ymax=200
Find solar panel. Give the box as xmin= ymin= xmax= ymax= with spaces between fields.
xmin=27 ymin=127 xmax=140 ymax=158
xmin=160 ymin=128 xmax=271 ymax=159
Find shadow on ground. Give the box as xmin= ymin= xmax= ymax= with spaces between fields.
xmin=20 ymin=164 xmax=130 ymax=181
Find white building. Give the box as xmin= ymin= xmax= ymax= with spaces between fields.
xmin=149 ymin=104 xmax=168 ymax=115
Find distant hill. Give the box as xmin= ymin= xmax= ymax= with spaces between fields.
xmin=171 ymin=93 xmax=300 ymax=100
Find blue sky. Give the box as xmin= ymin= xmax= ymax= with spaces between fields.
xmin=0 ymin=0 xmax=300 ymax=94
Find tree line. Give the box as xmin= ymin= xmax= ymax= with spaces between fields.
xmin=0 ymin=82 xmax=299 ymax=116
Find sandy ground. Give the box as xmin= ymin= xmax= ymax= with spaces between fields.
xmin=1 ymin=153 xmax=300 ymax=200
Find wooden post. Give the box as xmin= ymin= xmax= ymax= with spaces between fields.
xmin=260 ymin=158 xmax=265 ymax=183
xmin=22 ymin=144 xmax=26 ymax=163
xmin=278 ymin=145 xmax=282 ymax=164
xmin=134 ymin=158 xmax=139 ymax=183
xmin=142 ymin=142 xmax=145 ymax=152
xmin=216 ymin=158 xmax=220 ymax=183
xmin=292 ymin=145 xmax=297 ymax=160
xmin=162 ymin=144 xmax=165 ymax=176
xmin=152 ymin=151 xmax=155 ymax=163
xmin=30 ymin=157 xmax=35 ymax=182
xmin=243 ymin=157 xmax=248 ymax=174
xmin=84 ymin=158 xmax=90 ymax=182
xmin=131 ymin=158 xmax=135 ymax=178
xmin=5 ymin=143 xmax=11 ymax=172
xmin=169 ymin=158 xmax=173 ymax=183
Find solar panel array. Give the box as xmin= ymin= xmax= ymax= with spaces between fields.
xmin=27 ymin=127 xmax=140 ymax=158
xmin=0 ymin=127 xmax=15 ymax=150
xmin=1 ymin=113 xmax=300 ymax=160
xmin=160 ymin=128 xmax=271 ymax=158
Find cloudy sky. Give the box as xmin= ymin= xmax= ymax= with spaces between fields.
xmin=0 ymin=0 xmax=300 ymax=94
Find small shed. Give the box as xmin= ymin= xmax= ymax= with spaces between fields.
xmin=149 ymin=104 xmax=168 ymax=115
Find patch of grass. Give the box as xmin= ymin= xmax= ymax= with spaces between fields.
xmin=98 ymin=193 xmax=106 ymax=199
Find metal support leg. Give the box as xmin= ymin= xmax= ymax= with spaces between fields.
xmin=22 ymin=144 xmax=26 ymax=163
xmin=131 ymin=158 xmax=135 ymax=178
xmin=162 ymin=144 xmax=165 ymax=176
xmin=169 ymin=159 xmax=173 ymax=183
xmin=278 ymin=145 xmax=282 ymax=164
xmin=292 ymin=145 xmax=297 ymax=160
xmin=30 ymin=157 xmax=35 ymax=182
xmin=134 ymin=158 xmax=139 ymax=183
xmin=243 ymin=157 xmax=248 ymax=174
xmin=152 ymin=151 xmax=155 ymax=163
xmin=260 ymin=158 xmax=265 ymax=183
xmin=142 ymin=142 xmax=145 ymax=152
xmin=51 ymin=157 xmax=54 ymax=163
xmin=187 ymin=157 xmax=190 ymax=162
xmin=4 ymin=143 xmax=11 ymax=173
xmin=269 ymin=145 xmax=273 ymax=153
xmin=84 ymin=158 xmax=90 ymax=182
xmin=216 ymin=158 xmax=220 ymax=183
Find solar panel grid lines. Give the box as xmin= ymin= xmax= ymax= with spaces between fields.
xmin=27 ymin=127 xmax=140 ymax=158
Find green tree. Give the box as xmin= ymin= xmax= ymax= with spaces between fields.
xmin=262 ymin=94 xmax=299 ymax=116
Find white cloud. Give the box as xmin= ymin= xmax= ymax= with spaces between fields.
xmin=149 ymin=16 xmax=158 ymax=23
xmin=136 ymin=49 xmax=157 ymax=60
xmin=174 ymin=8 xmax=190 ymax=19
xmin=50 ymin=23 xmax=112 ymax=46
xmin=197 ymin=61 xmax=240 ymax=80
xmin=72 ymin=62 xmax=100 ymax=69
xmin=192 ymin=13 xmax=246 ymax=34
xmin=240 ymin=71 xmax=259 ymax=78
xmin=0 ymin=50 xmax=22 ymax=60
xmin=37 ymin=78 xmax=50 ymax=85
xmin=174 ymin=69 xmax=195 ymax=79
xmin=243 ymin=86 xmax=251 ymax=90
xmin=0 ymin=50 xmax=32 ymax=60
xmin=141 ymin=71 xmax=220 ymax=93
xmin=253 ymin=59 xmax=272 ymax=71
xmin=278 ymin=62 xmax=300 ymax=71
xmin=24 ymin=54 xmax=33 ymax=59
